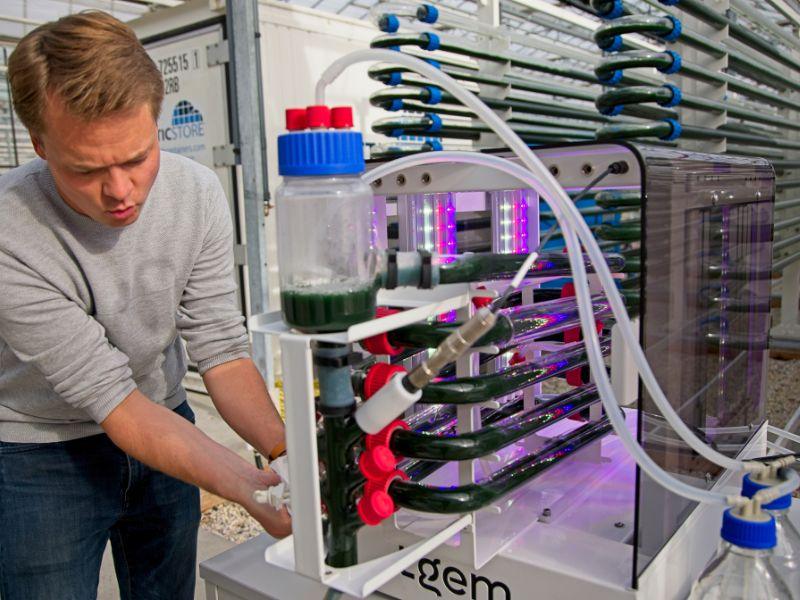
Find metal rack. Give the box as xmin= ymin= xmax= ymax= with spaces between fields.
xmin=365 ymin=0 xmax=800 ymax=349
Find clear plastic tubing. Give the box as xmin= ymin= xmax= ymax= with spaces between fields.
xmin=317 ymin=49 xmax=800 ymax=495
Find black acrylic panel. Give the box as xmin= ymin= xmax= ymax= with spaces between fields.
xmin=632 ymin=146 xmax=774 ymax=584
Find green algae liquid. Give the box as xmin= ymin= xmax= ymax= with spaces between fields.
xmin=281 ymin=282 xmax=377 ymax=333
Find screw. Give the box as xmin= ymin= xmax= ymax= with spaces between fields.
xmin=615 ymin=521 xmax=625 ymax=528
xmin=581 ymin=163 xmax=594 ymax=176
xmin=421 ymin=172 xmax=431 ymax=185
xmin=373 ymin=178 xmax=383 ymax=188
xmin=549 ymin=165 xmax=559 ymax=177
xmin=542 ymin=507 xmax=551 ymax=517
xmin=396 ymin=174 xmax=406 ymax=186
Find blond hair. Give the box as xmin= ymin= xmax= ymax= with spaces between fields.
xmin=8 ymin=11 xmax=164 ymax=135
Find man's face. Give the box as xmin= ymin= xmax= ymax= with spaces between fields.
xmin=32 ymin=95 xmax=160 ymax=228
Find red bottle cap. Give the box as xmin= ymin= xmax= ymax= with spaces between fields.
xmin=306 ymin=105 xmax=331 ymax=128
xmin=365 ymin=419 xmax=409 ymax=451
xmin=358 ymin=445 xmax=398 ymax=480
xmin=357 ymin=490 xmax=395 ymax=526
xmin=331 ymin=106 xmax=354 ymax=129
xmin=361 ymin=307 xmax=403 ymax=356
xmin=285 ymin=108 xmax=308 ymax=131
xmin=363 ymin=362 xmax=407 ymax=400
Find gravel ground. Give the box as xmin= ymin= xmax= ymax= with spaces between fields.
xmin=201 ymin=503 xmax=261 ymax=543
xmin=202 ymin=358 xmax=800 ymax=543
xmin=766 ymin=357 xmax=800 ymax=433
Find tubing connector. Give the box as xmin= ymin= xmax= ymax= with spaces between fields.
xmin=379 ymin=14 xmax=400 ymax=33
xmin=406 ymin=307 xmax=497 ymax=391
xmin=359 ymin=445 xmax=398 ymax=480
xmin=361 ymin=308 xmax=403 ymax=357
xmin=355 ymin=374 xmax=421 ymax=434
xmin=357 ymin=470 xmax=407 ymax=526
xmin=379 ymin=249 xmax=440 ymax=290
xmin=362 ymin=362 xmax=407 ymax=398
xmin=598 ymin=0 xmax=624 ymax=20
xmin=366 ymin=419 xmax=410 ymax=450
xmin=417 ymin=4 xmax=439 ymax=24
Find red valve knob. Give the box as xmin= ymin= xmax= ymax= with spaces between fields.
xmin=359 ymin=445 xmax=398 ymax=480
xmin=331 ymin=106 xmax=354 ymax=129
xmin=357 ymin=490 xmax=395 ymax=526
xmin=285 ymin=108 xmax=307 ymax=131
xmin=306 ymin=105 xmax=331 ymax=128
xmin=361 ymin=307 xmax=403 ymax=356
xmin=357 ymin=470 xmax=408 ymax=526
xmin=363 ymin=362 xmax=407 ymax=400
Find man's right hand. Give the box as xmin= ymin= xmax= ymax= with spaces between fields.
xmin=102 ymin=391 xmax=293 ymax=540
xmin=241 ymin=468 xmax=293 ymax=538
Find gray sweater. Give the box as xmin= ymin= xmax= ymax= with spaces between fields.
xmin=0 ymin=152 xmax=250 ymax=443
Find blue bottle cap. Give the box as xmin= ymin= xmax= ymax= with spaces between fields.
xmin=720 ymin=508 xmax=777 ymax=550
xmin=741 ymin=473 xmax=793 ymax=511
xmin=278 ymin=130 xmax=364 ymax=176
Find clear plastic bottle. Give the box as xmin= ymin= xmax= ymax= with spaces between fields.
xmin=690 ymin=507 xmax=793 ymax=600
xmin=276 ymin=105 xmax=378 ymax=332
xmin=742 ymin=473 xmax=800 ymax=595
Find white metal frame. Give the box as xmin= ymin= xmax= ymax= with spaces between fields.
xmin=251 ymin=289 xmax=478 ymax=596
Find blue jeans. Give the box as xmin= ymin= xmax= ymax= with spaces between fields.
xmin=0 ymin=402 xmax=200 ymax=600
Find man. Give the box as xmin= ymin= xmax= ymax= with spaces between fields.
xmin=0 ymin=11 xmax=290 ymax=600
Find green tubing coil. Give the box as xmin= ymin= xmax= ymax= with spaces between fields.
xmin=437 ymin=252 xmax=625 ymax=285
xmin=370 ymin=33 xmax=598 ymax=85
xmin=387 ymin=294 xmax=614 ymax=350
xmin=389 ymin=314 xmax=514 ymax=350
xmin=390 ymin=419 xmax=613 ymax=514
xmin=390 ymin=385 xmax=600 ymax=461
xmin=420 ymin=337 xmax=611 ymax=404
xmin=595 ymin=190 xmax=642 ymax=208
xmin=621 ymin=257 xmax=640 ymax=274
xmin=596 ymin=221 xmax=641 ymax=242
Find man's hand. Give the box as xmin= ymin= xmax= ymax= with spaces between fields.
xmin=102 ymin=390 xmax=292 ymax=538
xmin=241 ymin=468 xmax=292 ymax=538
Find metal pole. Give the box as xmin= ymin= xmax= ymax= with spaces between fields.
xmin=226 ymin=0 xmax=271 ymax=379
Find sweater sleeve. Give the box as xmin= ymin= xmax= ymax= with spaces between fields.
xmin=176 ymin=174 xmax=251 ymax=374
xmin=0 ymin=250 xmax=136 ymax=423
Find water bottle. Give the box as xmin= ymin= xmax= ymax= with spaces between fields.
xmin=276 ymin=105 xmax=378 ymax=332
xmin=742 ymin=472 xmax=800 ymax=594
xmin=689 ymin=507 xmax=793 ymax=600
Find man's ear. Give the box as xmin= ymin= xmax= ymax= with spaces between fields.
xmin=31 ymin=134 xmax=46 ymax=160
